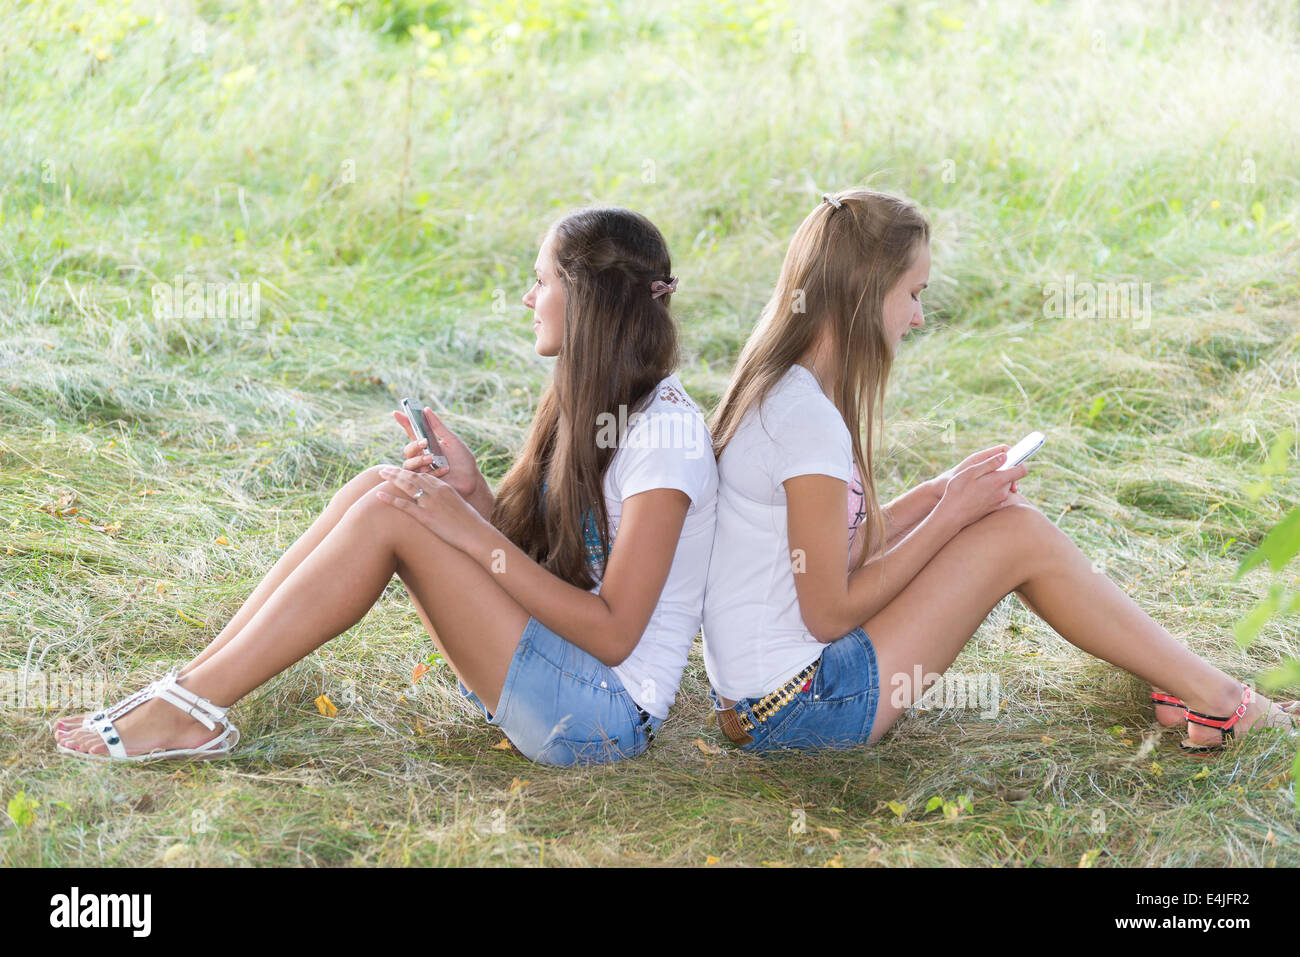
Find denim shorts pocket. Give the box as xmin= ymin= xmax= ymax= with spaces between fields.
xmin=755 ymin=696 xmax=810 ymax=748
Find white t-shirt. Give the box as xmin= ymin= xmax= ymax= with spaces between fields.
xmin=701 ymin=363 xmax=858 ymax=701
xmin=585 ymin=374 xmax=718 ymax=719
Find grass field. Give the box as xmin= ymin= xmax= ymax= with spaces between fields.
xmin=2 ymin=0 xmax=1300 ymax=866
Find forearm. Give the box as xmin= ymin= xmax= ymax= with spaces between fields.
xmin=880 ymin=479 xmax=943 ymax=549
xmin=829 ymin=504 xmax=963 ymax=637
xmin=460 ymin=522 xmax=630 ymax=665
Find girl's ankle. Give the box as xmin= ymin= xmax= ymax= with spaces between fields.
xmin=1183 ymin=679 xmax=1247 ymax=720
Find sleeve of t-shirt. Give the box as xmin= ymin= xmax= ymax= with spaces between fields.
xmin=770 ymin=393 xmax=853 ymax=487
xmin=611 ymin=409 xmax=715 ymax=510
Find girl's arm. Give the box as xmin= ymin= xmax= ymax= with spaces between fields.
xmin=878 ymin=480 xmax=944 ymax=551
xmin=787 ymin=474 xmax=963 ymax=641
xmin=456 ymin=487 xmax=691 ymax=667
xmin=379 ymin=468 xmax=691 ymax=665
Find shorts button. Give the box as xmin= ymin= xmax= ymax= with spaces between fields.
xmin=813 ymin=694 xmax=820 ymax=700
xmin=600 ymin=681 xmax=607 ymax=688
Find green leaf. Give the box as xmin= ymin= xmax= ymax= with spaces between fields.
xmin=886 ymin=800 xmax=906 ymax=819
xmin=1235 ymin=506 xmax=1300 ymax=579
xmin=925 ymin=795 xmax=943 ymax=813
xmin=6 ymin=791 xmax=38 ymax=828
xmin=1233 ymin=584 xmax=1284 ymax=648
xmin=1293 ymin=750 xmax=1300 ymax=811
xmin=1263 ymin=429 xmax=1294 ymax=477
xmin=1259 ymin=658 xmax=1300 ymax=692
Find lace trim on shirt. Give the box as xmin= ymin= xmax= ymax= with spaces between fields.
xmin=656 ymin=380 xmax=700 ymax=414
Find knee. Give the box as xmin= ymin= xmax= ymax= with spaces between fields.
xmin=330 ymin=464 xmax=397 ymax=510
xmin=965 ymin=498 xmax=1057 ymax=545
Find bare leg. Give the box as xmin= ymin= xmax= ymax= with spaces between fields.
xmin=55 ymin=465 xmax=396 ymax=730
xmin=864 ymin=501 xmax=1294 ymax=747
xmin=1005 ymin=495 xmax=1184 ymax=729
xmin=57 ymin=484 xmax=530 ymax=756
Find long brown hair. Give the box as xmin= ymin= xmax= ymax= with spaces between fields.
xmin=710 ymin=188 xmax=930 ymax=572
xmin=489 ymin=208 xmax=680 ymax=589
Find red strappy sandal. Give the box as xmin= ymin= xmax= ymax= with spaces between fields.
xmin=1179 ymin=685 xmax=1251 ymax=753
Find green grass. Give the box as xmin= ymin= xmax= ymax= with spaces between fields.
xmin=2 ymin=0 xmax=1299 ymax=866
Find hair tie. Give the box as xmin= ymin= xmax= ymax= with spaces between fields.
xmin=822 ymin=192 xmax=843 ymax=209
xmin=649 ymin=276 xmax=678 ymax=299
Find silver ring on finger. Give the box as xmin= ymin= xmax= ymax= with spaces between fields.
xmin=412 ymin=488 xmax=425 ymax=501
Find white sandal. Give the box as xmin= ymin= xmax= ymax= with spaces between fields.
xmin=55 ymin=668 xmax=240 ymax=762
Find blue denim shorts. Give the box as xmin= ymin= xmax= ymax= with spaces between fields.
xmin=459 ymin=616 xmax=663 ymax=767
xmin=709 ymin=627 xmax=881 ymax=753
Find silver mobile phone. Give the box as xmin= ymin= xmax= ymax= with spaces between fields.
xmin=400 ymin=397 xmax=449 ymax=471
xmin=997 ymin=431 xmax=1045 ymax=471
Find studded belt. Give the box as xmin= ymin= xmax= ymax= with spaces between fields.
xmin=716 ymin=660 xmax=819 ymax=746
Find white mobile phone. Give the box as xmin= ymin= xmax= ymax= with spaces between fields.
xmin=400 ymin=397 xmax=449 ymax=471
xmin=997 ymin=431 xmax=1045 ymax=471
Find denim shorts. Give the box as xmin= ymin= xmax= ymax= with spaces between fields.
xmin=709 ymin=627 xmax=881 ymax=753
xmin=459 ymin=616 xmax=663 ymax=767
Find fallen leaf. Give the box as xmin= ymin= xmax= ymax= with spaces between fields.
xmin=1078 ymin=848 xmax=1101 ymax=868
xmin=814 ymin=826 xmax=841 ymax=841
xmin=162 ymin=844 xmax=190 ymax=863
xmin=1040 ymin=735 xmax=1055 ymax=744
xmin=509 ymin=778 xmax=530 ymax=793
xmin=1265 ymin=828 xmax=1277 ymax=846
xmin=214 ymin=535 xmax=231 ymax=546
xmin=823 ymin=855 xmax=843 ymax=868
xmin=412 ymin=662 xmax=430 ymax=683
xmin=491 ymin=737 xmax=514 ymax=752
xmin=694 ymin=738 xmax=722 ymax=756
xmin=705 ymin=855 xmax=720 ymax=866
xmin=314 ymin=694 xmax=338 ymax=717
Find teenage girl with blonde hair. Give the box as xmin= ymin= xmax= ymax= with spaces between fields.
xmin=702 ymin=188 xmax=1296 ymax=754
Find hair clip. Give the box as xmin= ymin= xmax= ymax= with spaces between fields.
xmin=650 ymin=276 xmax=678 ymax=299
xmin=822 ymin=192 xmax=843 ymax=209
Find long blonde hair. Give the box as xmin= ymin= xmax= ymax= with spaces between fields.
xmin=710 ymin=188 xmax=930 ymax=572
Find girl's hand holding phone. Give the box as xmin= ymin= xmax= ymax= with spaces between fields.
xmin=391 ymin=406 xmax=484 ymax=503
xmin=931 ymin=444 xmax=1015 ymax=498
xmin=934 ymin=453 xmax=1028 ymax=532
